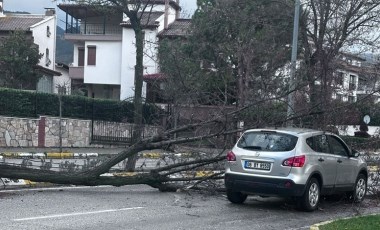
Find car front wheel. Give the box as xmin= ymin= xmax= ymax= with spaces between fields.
xmin=226 ymin=190 xmax=247 ymax=204
xmin=347 ymin=174 xmax=367 ymax=202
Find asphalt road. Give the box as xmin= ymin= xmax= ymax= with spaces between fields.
xmin=1 ymin=185 xmax=380 ymax=230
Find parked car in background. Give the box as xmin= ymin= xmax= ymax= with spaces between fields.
xmin=225 ymin=128 xmax=368 ymax=211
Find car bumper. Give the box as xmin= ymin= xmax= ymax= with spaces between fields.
xmin=224 ymin=173 xmax=306 ymax=197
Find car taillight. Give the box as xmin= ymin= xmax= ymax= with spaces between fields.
xmin=226 ymin=151 xmax=236 ymax=161
xmin=282 ymin=155 xmax=306 ymax=167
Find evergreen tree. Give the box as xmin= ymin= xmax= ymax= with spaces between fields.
xmin=0 ymin=31 xmax=43 ymax=89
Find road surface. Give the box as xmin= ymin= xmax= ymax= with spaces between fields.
xmin=1 ymin=185 xmax=379 ymax=230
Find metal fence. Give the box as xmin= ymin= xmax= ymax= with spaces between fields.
xmin=91 ymin=120 xmax=160 ymax=145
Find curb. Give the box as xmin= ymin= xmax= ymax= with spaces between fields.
xmin=0 ymin=178 xmax=54 ymax=190
xmin=1 ymin=151 xmax=207 ymax=159
xmin=310 ymin=213 xmax=380 ymax=230
xmin=310 ymin=220 xmax=334 ymax=230
xmin=0 ymin=152 xmax=99 ymax=159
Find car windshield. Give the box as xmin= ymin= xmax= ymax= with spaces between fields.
xmin=237 ymin=131 xmax=298 ymax=152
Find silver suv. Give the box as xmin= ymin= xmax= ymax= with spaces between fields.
xmin=224 ymin=128 xmax=368 ymax=211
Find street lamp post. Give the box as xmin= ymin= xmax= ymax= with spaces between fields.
xmin=287 ymin=0 xmax=301 ymax=126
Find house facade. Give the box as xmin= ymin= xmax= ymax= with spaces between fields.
xmin=0 ymin=0 xmax=63 ymax=93
xmin=333 ymin=53 xmax=380 ymax=103
xmin=58 ymin=0 xmax=181 ymax=100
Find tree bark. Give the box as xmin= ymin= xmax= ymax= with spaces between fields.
xmin=125 ymin=13 xmax=145 ymax=172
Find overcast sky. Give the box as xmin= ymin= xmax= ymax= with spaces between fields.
xmin=4 ymin=0 xmax=197 ymax=16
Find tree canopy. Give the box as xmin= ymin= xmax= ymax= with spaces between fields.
xmin=0 ymin=31 xmax=43 ymax=90
xmin=159 ymin=0 xmax=294 ymax=108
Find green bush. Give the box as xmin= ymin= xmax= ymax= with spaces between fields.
xmin=0 ymin=88 xmax=161 ymax=124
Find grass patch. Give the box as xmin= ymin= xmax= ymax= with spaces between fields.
xmin=319 ymin=214 xmax=380 ymax=230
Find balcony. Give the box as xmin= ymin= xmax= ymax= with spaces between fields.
xmin=64 ymin=23 xmax=122 ymax=41
xmin=65 ymin=23 xmax=122 ymax=35
xmin=69 ymin=66 xmax=84 ymax=80
xmin=59 ymin=4 xmax=123 ymax=39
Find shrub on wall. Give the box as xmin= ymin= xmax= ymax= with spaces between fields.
xmin=0 ymin=88 xmax=161 ymax=124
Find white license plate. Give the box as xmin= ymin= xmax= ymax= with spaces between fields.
xmin=245 ymin=161 xmax=271 ymax=170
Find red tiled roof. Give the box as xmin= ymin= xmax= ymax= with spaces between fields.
xmin=0 ymin=15 xmax=45 ymax=31
xmin=143 ymin=73 xmax=166 ymax=80
xmin=121 ymin=12 xmax=164 ymax=28
xmin=158 ymin=19 xmax=191 ymax=37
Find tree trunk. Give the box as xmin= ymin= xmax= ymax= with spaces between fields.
xmin=126 ymin=19 xmax=145 ymax=172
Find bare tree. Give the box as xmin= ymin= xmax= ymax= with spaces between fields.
xmin=299 ymin=0 xmax=380 ymax=127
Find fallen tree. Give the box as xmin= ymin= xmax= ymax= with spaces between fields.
xmin=0 ymin=110 xmax=233 ymax=191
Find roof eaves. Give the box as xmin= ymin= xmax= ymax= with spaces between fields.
xmin=35 ymin=65 xmax=62 ymax=76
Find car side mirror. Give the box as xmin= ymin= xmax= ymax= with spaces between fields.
xmin=351 ymin=149 xmax=360 ymax=158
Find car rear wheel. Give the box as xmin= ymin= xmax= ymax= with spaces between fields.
xmin=298 ymin=178 xmax=320 ymax=212
xmin=347 ymin=174 xmax=367 ymax=202
xmin=226 ymin=190 xmax=247 ymax=204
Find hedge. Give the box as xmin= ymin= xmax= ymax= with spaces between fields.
xmin=0 ymin=88 xmax=161 ymax=124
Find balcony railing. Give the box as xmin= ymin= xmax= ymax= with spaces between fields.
xmin=65 ymin=23 xmax=122 ymax=35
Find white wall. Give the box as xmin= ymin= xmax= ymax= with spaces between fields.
xmin=120 ymin=29 xmax=136 ymax=100
xmin=337 ymin=125 xmax=380 ymax=137
xmin=53 ymin=66 xmax=71 ymax=94
xmin=72 ymin=43 xmax=80 ymax=66
xmin=30 ymin=15 xmax=56 ymax=70
xmin=157 ymin=8 xmax=177 ymax=32
xmin=84 ymin=41 xmax=122 ymax=85
xmin=120 ymin=28 xmax=159 ymax=100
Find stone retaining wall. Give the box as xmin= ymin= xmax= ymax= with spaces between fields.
xmin=0 ymin=116 xmax=157 ymax=148
xmin=0 ymin=116 xmax=91 ymax=147
xmin=0 ymin=116 xmax=39 ymax=147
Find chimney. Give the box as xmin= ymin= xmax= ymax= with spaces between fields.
xmin=164 ymin=0 xmax=169 ymax=29
xmin=0 ymin=0 xmax=4 ymax=17
xmin=45 ymin=8 xmax=56 ymax=16
xmin=176 ymin=0 xmax=180 ymax=19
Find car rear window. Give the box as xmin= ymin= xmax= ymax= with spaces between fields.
xmin=237 ymin=131 xmax=298 ymax=152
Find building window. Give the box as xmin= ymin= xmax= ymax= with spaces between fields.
xmin=78 ymin=47 xmax=84 ymax=66
xmin=45 ymin=48 xmax=51 ymax=66
xmin=87 ymin=46 xmax=96 ymax=66
xmin=47 ymin=26 xmax=51 ymax=37
xmin=349 ymin=75 xmax=356 ymax=90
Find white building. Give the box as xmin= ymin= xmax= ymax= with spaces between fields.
xmin=0 ymin=0 xmax=64 ymax=93
xmin=58 ymin=0 xmax=181 ymax=100
xmin=333 ymin=53 xmax=380 ymax=103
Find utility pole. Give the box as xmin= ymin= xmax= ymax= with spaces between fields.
xmin=287 ymin=0 xmax=301 ymax=126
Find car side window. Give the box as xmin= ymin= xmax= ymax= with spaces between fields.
xmin=328 ymin=135 xmax=349 ymax=157
xmin=306 ymin=137 xmax=315 ymax=150
xmin=307 ymin=135 xmax=330 ymax=153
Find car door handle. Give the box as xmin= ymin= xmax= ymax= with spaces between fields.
xmin=337 ymin=159 xmax=343 ymax=163
xmin=318 ymin=158 xmax=324 ymax=162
